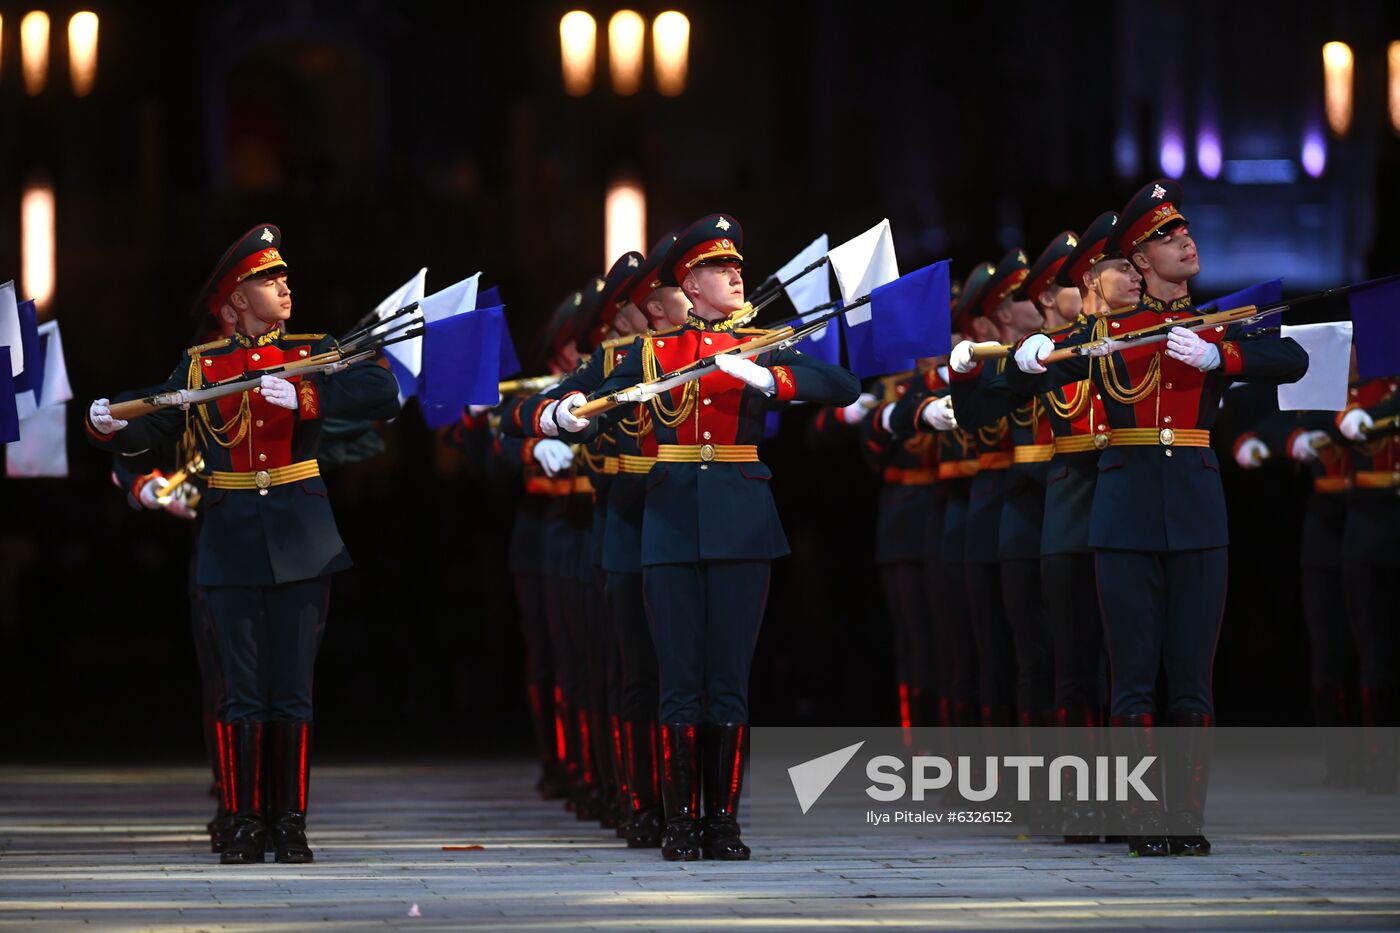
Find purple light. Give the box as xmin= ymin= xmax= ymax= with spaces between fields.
xmin=1302 ymin=131 xmax=1327 ymax=178
xmin=1160 ymin=133 xmax=1186 ymax=179
xmin=1114 ymin=133 xmax=1138 ymax=178
xmin=1197 ymin=130 xmax=1222 ymax=179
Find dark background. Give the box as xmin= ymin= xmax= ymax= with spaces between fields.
xmin=2 ymin=0 xmax=1398 ymax=761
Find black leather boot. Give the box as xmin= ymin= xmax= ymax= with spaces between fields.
xmin=268 ymin=720 xmax=315 ymax=864
xmin=1166 ymin=711 xmax=1212 ymax=856
xmin=528 ymin=683 xmax=569 ymax=800
xmin=571 ymin=706 xmax=603 ymax=820
xmin=700 ymin=723 xmax=751 ymax=860
xmin=660 ymin=723 xmax=701 ymax=861
xmin=624 ymin=720 xmax=663 ymax=848
xmin=591 ymin=708 xmax=619 ymax=830
xmin=209 ymin=720 xmax=235 ymax=853
xmin=1058 ymin=706 xmax=1101 ymax=844
xmin=610 ymin=715 xmax=632 ymax=837
xmin=220 ymin=721 xmax=267 ymax=864
xmin=1111 ymin=713 xmax=1169 ymax=857
xmin=1361 ymin=687 xmax=1398 ymax=795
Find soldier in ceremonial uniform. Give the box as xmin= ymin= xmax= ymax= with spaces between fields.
xmin=547 ymin=214 xmax=860 ymax=860
xmin=946 ymin=249 xmax=1042 ymax=731
xmin=1003 ymin=212 xmax=1142 ymax=840
xmin=1014 ymin=181 xmax=1309 ymax=855
xmin=86 ymin=225 xmax=402 ymax=864
xmin=888 ymin=267 xmax=990 ymax=730
xmin=1337 ymin=375 xmax=1400 ymax=792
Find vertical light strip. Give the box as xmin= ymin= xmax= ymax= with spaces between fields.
xmin=21 ymin=11 xmax=50 ymax=96
xmin=1389 ymin=41 xmax=1400 ymax=134
xmin=608 ymin=11 xmax=645 ymax=96
xmin=604 ymin=180 xmax=646 ymax=270
xmin=1323 ymin=41 xmax=1354 ymax=137
xmin=1301 ymin=128 xmax=1327 ymax=178
xmin=68 ymin=12 xmax=99 ymax=97
xmin=23 ymin=181 xmax=56 ymax=312
xmin=559 ymin=11 xmax=597 ymax=96
xmin=653 ymin=12 xmax=690 ymax=97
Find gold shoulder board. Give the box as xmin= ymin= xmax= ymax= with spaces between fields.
xmin=187 ymin=337 xmax=231 ymax=357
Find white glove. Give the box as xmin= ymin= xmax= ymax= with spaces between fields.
xmin=552 ymin=393 xmax=591 ymax=434
xmin=260 ymin=375 xmax=298 ymax=410
xmin=922 ymin=396 xmax=957 ymax=431
xmin=1234 ymin=437 xmax=1270 ymax=469
xmin=1014 ymin=334 xmax=1054 ymax=374
xmin=713 ymin=352 xmax=777 ymax=395
xmin=89 ymin=398 xmax=128 ymax=435
xmin=1340 ymin=408 xmax=1373 ymax=442
xmin=948 ymin=340 xmax=977 ymax=374
xmin=936 ymin=365 xmax=950 ymax=384
xmin=840 ymin=392 xmax=878 ymax=425
xmin=1291 ymin=430 xmax=1327 ymax=462
xmin=138 ymin=476 xmax=164 ymax=509
xmin=533 ymin=438 xmax=574 ymax=476
xmin=1166 ymin=326 xmax=1221 ymax=371
xmin=164 ymin=495 xmax=197 ymax=521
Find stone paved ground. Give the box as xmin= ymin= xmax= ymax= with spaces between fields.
xmin=2 ymin=761 xmax=1398 ymax=931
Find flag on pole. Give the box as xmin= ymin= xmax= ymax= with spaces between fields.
xmin=0 ymin=281 xmax=25 ymax=385
xmin=0 ymin=351 xmax=18 ymax=444
xmin=419 ymin=304 xmax=504 ymax=429
xmin=828 ymin=219 xmax=898 ymax=327
xmin=870 ymin=259 xmax=952 ymax=364
xmin=6 ymin=319 xmax=74 ymax=475
xmin=1349 ymin=274 xmax=1400 ymax=381
xmin=13 ymin=300 xmax=44 ymax=419
xmin=777 ymin=234 xmax=839 ymax=366
xmin=1278 ymin=320 xmax=1353 ymax=412
xmin=373 ymin=269 xmax=428 ymax=403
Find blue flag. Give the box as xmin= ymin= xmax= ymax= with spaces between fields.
xmin=477 ymin=287 xmax=523 ymax=380
xmin=0 ymin=349 xmax=18 ymax=443
xmin=870 ymin=259 xmax=952 ymax=363
xmin=842 ymin=308 xmax=912 ymax=379
xmin=11 ymin=300 xmax=42 ymax=399
xmin=1350 ymin=275 xmax=1400 ymax=380
xmin=1207 ymin=279 xmax=1283 ymax=334
xmin=419 ymin=305 xmax=505 ymax=429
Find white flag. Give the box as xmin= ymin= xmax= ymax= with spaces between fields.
xmin=15 ymin=320 xmax=71 ymax=421
xmin=778 ymin=234 xmax=833 ymax=345
xmin=419 ymin=272 xmax=480 ymax=324
xmin=1278 ymin=321 xmax=1353 ymax=412
xmin=5 ymin=403 xmax=67 ymax=478
xmin=371 ymin=269 xmax=428 ymax=403
xmin=0 ymin=281 xmax=23 ymax=379
xmin=827 ymin=220 xmax=898 ymax=326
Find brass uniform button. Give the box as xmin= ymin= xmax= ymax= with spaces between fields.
xmin=1094 ymin=434 xmax=1110 ymax=450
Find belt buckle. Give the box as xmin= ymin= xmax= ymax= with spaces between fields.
xmin=254 ymin=469 xmax=272 ymax=492
xmin=1094 ymin=434 xmax=1110 ymax=450
xmin=699 ymin=443 xmax=716 ymax=462
xmin=1159 ymin=427 xmax=1175 ymax=447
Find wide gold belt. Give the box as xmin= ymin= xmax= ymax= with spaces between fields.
xmin=1313 ymin=475 xmax=1351 ymax=493
xmin=656 ymin=444 xmax=759 ymax=463
xmin=1012 ymin=444 xmax=1054 ymax=463
xmin=1354 ymin=470 xmax=1400 ymax=489
xmin=525 ymin=475 xmax=595 ymax=496
xmin=1054 ymin=434 xmax=1109 ymax=454
xmin=977 ymin=451 xmax=1014 ymax=470
xmin=1109 ymin=427 xmax=1211 ymax=448
xmin=884 ymin=467 xmax=939 ymax=485
xmin=938 ymin=460 xmax=979 ymax=479
xmin=601 ymin=456 xmax=620 ymax=475
xmin=617 ymin=454 xmax=658 ymax=474
xmin=208 ymin=460 xmax=319 ymax=494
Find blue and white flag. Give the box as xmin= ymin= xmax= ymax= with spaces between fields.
xmin=477 ymin=285 xmax=521 ymax=379
xmin=6 ymin=319 xmax=73 ymax=476
xmin=0 ymin=281 xmax=25 ymax=385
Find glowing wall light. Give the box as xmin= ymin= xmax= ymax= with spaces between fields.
xmin=21 ymin=11 xmax=50 ymax=96
xmin=560 ymin=11 xmax=597 ymax=96
xmin=1323 ymin=41 xmax=1354 ymax=137
xmin=68 ymin=12 xmax=98 ymax=97
xmin=1159 ymin=131 xmax=1186 ymax=179
xmin=653 ymin=12 xmax=690 ymax=97
xmin=604 ymin=179 xmax=646 ymax=270
xmin=608 ymin=11 xmax=645 ymax=96
xmin=1196 ymin=128 xmax=1222 ymax=180
xmin=1301 ymin=129 xmax=1327 ymax=178
xmin=1389 ymin=41 xmax=1400 ymax=134
xmin=22 ymin=181 xmax=56 ymax=312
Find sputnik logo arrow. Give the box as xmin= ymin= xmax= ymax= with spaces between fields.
xmin=787 ymin=741 xmax=865 ymax=814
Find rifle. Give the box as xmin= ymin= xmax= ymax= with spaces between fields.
xmin=107 ymin=325 xmax=423 ymax=422
xmin=573 ymin=296 xmax=865 ymax=418
xmin=499 ymin=374 xmax=563 ymax=396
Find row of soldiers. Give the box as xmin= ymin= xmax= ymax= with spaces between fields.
xmin=85 ymin=178 xmax=1395 ymax=865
